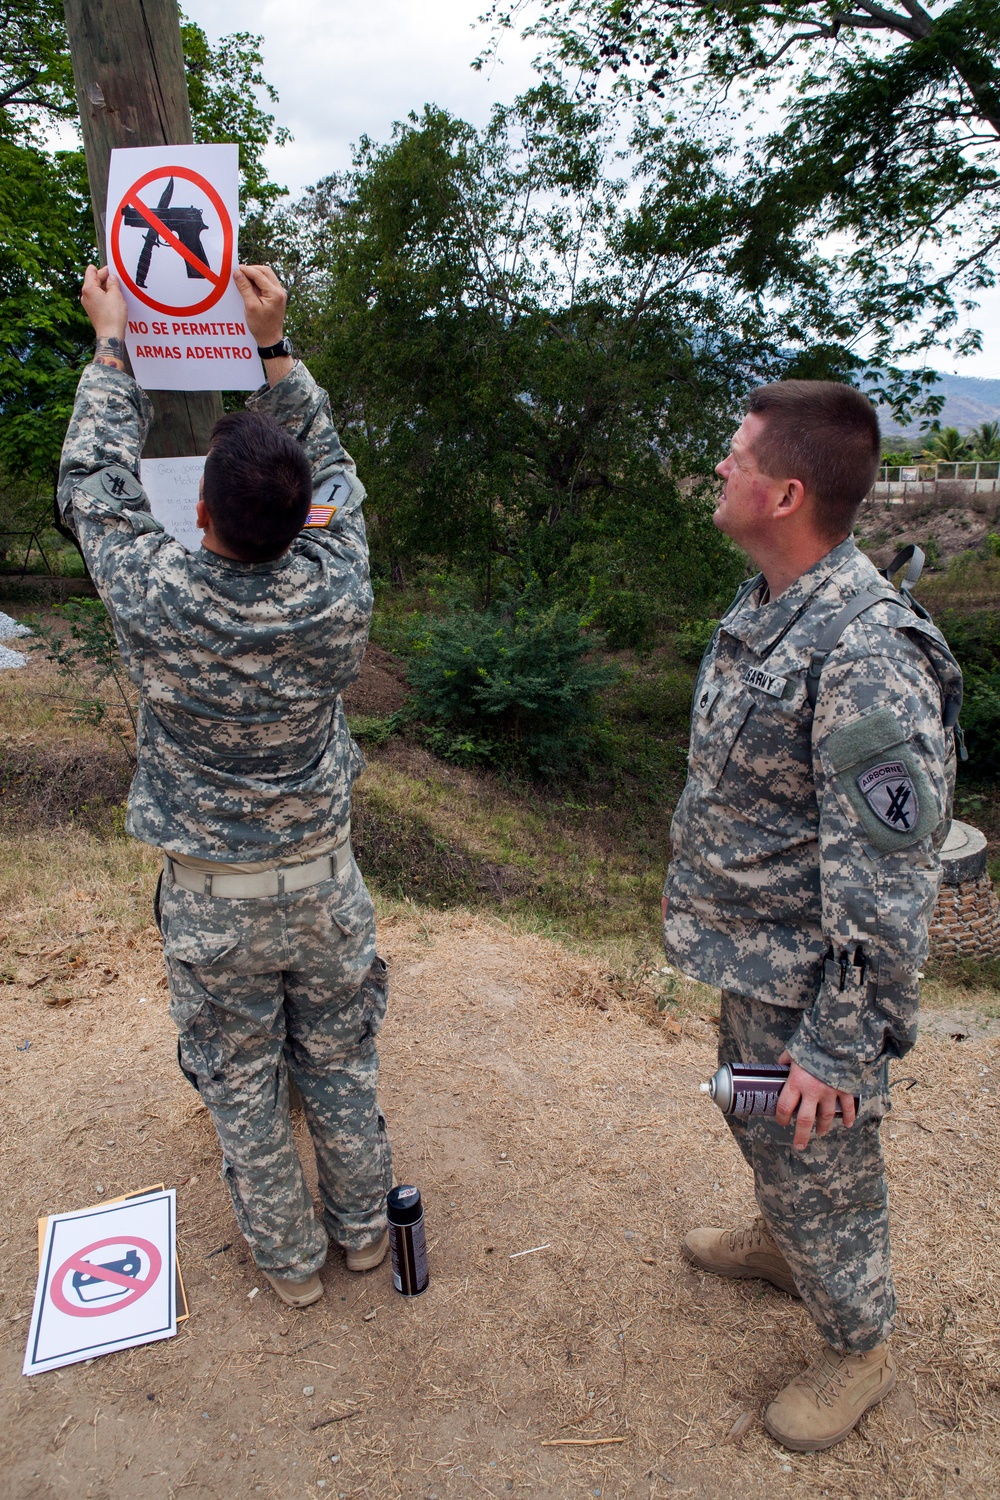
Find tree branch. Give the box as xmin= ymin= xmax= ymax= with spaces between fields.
xmin=0 ymin=69 xmax=42 ymax=110
xmin=834 ymin=0 xmax=932 ymax=40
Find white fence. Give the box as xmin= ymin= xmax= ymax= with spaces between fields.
xmin=873 ymin=460 xmax=1000 ymax=501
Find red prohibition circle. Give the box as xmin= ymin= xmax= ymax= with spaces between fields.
xmin=110 ymin=165 xmax=233 ymax=317
xmin=49 ymin=1235 xmax=163 ymax=1318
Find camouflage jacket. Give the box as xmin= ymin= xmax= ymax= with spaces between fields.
xmin=662 ymin=538 xmax=960 ymax=1092
xmin=56 ymin=360 xmax=372 ymax=862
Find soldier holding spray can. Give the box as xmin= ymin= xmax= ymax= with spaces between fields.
xmin=661 ymin=382 xmax=961 ymax=1452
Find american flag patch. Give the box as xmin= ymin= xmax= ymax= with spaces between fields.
xmin=303 ymin=504 xmax=337 ymax=528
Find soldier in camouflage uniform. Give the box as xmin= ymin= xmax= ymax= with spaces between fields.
xmin=662 ymin=381 xmax=961 ymax=1450
xmin=58 ymin=263 xmax=392 ymax=1308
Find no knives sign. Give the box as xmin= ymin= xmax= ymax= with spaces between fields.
xmin=106 ymin=144 xmax=264 ymax=392
xmin=23 ymin=1190 xmax=177 ymax=1375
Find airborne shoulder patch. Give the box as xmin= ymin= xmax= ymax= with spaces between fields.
xmin=856 ymin=761 xmax=918 ymax=833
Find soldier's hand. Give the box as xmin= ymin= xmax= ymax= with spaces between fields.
xmin=775 ymin=1050 xmax=857 ymax=1150
xmin=81 ymin=265 xmax=127 ymax=340
xmin=234 ymin=264 xmax=287 ymax=347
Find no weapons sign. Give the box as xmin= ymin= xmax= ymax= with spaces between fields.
xmin=106 ymin=144 xmax=264 ymax=392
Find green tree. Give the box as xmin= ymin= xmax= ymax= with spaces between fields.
xmin=499 ymin=0 xmax=1000 ymax=402
xmin=0 ymin=2 xmax=289 ymax=503
xmin=282 ymin=94 xmax=759 ymax=611
xmin=921 ymin=426 xmax=970 ymax=461
xmin=969 ymin=420 xmax=1000 ymax=459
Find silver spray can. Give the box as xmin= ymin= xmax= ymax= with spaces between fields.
xmin=701 ymin=1062 xmax=859 ymax=1120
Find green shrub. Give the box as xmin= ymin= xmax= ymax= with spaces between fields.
xmin=675 ymin=617 xmax=719 ymax=664
xmin=616 ymin=670 xmax=695 ymax=734
xmin=600 ymin=591 xmax=656 ymax=651
xmin=407 ymin=606 xmax=618 ymax=773
xmin=936 ymin=610 xmax=1000 ymax=780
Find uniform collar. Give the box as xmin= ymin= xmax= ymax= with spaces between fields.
xmin=724 ymin=537 xmax=859 ymax=654
xmin=196 ymin=545 xmax=291 ymax=575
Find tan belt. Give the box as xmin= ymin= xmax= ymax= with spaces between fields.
xmin=165 ymin=842 xmax=353 ymax=899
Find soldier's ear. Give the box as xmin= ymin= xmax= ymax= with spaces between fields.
xmin=196 ymin=496 xmax=210 ymax=532
xmin=775 ymin=478 xmax=807 ymax=518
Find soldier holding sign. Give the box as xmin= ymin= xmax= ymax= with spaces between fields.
xmin=58 ymin=263 xmax=392 ymax=1309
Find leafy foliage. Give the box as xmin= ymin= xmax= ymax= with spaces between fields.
xmin=279 ymin=97 xmax=753 ymax=610
xmin=936 ymin=609 xmax=1000 ymax=778
xmin=494 ymin=0 xmax=1000 ymax=404
xmin=970 ymin=421 xmax=1000 ymax=460
xmin=406 ymin=604 xmax=618 ymax=771
xmin=922 ymin=426 xmax=971 ymax=462
xmin=0 ymin=3 xmax=290 ymax=494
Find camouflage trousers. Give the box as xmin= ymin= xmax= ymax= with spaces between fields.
xmin=719 ymin=990 xmax=894 ymax=1354
xmin=157 ymin=856 xmax=392 ymax=1280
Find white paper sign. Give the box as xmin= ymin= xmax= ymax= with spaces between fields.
xmin=106 ymin=144 xmax=264 ymax=392
xmin=23 ymin=1190 xmax=177 ymax=1376
xmin=141 ymin=455 xmax=206 ymax=552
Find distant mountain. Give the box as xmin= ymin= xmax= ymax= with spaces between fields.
xmin=882 ymin=372 xmax=1000 ymax=440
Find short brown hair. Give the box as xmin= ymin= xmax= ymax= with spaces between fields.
xmin=745 ymin=380 xmax=880 ymax=539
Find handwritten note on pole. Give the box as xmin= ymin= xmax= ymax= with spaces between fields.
xmin=140 ymin=457 xmax=205 ymax=552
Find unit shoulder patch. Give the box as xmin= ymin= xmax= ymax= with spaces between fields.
xmin=100 ymin=466 xmax=144 ymax=503
xmin=856 ymin=761 xmax=919 ymax=833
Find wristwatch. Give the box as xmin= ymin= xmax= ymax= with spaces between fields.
xmin=256 ymin=336 xmax=294 ymax=360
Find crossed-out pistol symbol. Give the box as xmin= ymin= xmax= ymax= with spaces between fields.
xmin=120 ymin=177 xmax=211 ymax=288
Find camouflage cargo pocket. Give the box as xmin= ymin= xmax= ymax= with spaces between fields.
xmin=689 ymin=688 xmax=756 ymax=788
xmin=359 ymin=956 xmax=389 ymax=1044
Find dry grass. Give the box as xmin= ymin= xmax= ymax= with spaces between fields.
xmin=356 ymin=743 xmax=669 ymax=952
xmin=1 ymin=861 xmax=998 ymax=1500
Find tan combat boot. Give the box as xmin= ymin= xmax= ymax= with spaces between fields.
xmin=346 ymin=1230 xmax=389 ymax=1272
xmin=681 ymin=1215 xmax=800 ymax=1297
xmin=765 ymin=1342 xmax=897 ymax=1452
xmin=261 ymin=1269 xmax=324 ymax=1308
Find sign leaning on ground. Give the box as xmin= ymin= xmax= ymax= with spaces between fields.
xmin=23 ymin=1190 xmax=177 ymax=1375
xmin=106 ymin=144 xmax=264 ymax=392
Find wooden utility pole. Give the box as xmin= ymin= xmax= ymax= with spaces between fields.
xmin=63 ymin=0 xmax=224 ymax=457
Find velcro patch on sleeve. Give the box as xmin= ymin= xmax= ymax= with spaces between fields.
xmin=824 ymin=710 xmax=940 ymax=852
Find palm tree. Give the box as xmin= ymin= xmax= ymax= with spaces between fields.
xmin=969 ymin=421 xmax=1000 ymax=460
xmin=921 ymin=426 xmax=970 ymax=463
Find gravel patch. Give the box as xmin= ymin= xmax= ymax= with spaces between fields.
xmin=0 ymin=610 xmax=32 ymax=639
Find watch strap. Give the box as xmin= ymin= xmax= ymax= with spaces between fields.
xmin=257 ymin=336 xmax=293 ymax=360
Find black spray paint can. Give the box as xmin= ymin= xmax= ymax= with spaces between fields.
xmin=387 ymin=1185 xmax=429 ymax=1296
xmin=700 ymin=1062 xmax=859 ymax=1120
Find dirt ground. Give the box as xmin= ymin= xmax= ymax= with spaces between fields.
xmin=1 ymin=857 xmax=998 ymax=1500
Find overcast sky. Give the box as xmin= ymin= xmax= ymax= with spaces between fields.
xmin=180 ymin=0 xmax=1000 ymax=381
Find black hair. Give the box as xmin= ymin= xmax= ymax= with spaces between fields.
xmin=202 ymin=411 xmax=312 ymax=562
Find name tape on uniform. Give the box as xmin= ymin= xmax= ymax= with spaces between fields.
xmin=741 ymin=667 xmax=789 ymax=699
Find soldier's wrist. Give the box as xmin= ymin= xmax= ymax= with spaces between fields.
xmin=93 ymin=336 xmax=126 ymax=372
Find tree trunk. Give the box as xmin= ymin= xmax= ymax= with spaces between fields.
xmin=63 ymin=0 xmax=224 ymax=458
